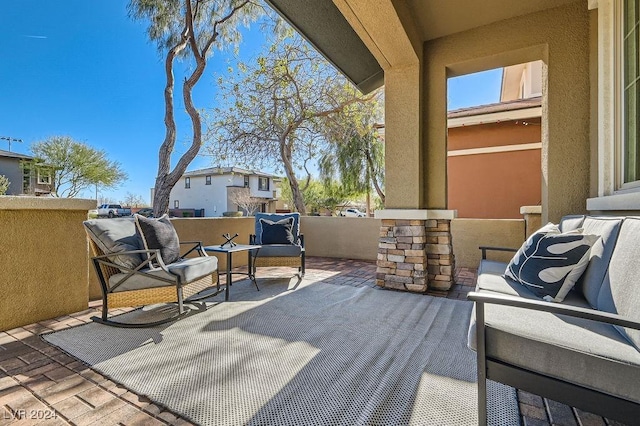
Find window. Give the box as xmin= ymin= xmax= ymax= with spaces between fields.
xmin=258 ymin=177 xmax=269 ymax=191
xmin=623 ymin=0 xmax=640 ymax=184
xmin=174 ymin=200 xmax=179 ymax=208
xmin=37 ymin=171 xmax=51 ymax=185
xmin=244 ymin=175 xmax=250 ymax=188
xmin=185 ymin=177 xmax=190 ymax=189
xmin=205 ymin=175 xmax=211 ymax=185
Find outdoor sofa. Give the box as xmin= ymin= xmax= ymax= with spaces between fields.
xmin=468 ymin=215 xmax=640 ymax=425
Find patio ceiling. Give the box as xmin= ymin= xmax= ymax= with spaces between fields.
xmin=264 ymin=0 xmax=384 ymax=94
xmin=265 ymin=0 xmax=578 ymax=94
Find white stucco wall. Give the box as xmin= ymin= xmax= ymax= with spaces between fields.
xmin=169 ymin=173 xmax=277 ymax=217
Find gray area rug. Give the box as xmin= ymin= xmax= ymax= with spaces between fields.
xmin=44 ymin=278 xmax=519 ymax=425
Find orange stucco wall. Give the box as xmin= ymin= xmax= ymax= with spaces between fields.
xmin=448 ymin=119 xmax=541 ymax=219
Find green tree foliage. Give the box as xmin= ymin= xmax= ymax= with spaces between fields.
xmin=30 ymin=136 xmax=127 ymax=198
xmin=208 ymin=32 xmax=376 ymax=215
xmin=279 ymin=177 xmax=355 ymax=215
xmin=129 ymin=0 xmax=262 ymax=216
xmin=0 ymin=175 xmax=10 ymax=195
xmin=319 ymin=129 xmax=385 ymax=214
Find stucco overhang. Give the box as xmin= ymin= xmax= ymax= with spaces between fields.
xmin=264 ymin=0 xmax=384 ymax=94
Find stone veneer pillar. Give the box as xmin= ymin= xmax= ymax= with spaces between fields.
xmin=375 ymin=210 xmax=456 ymax=293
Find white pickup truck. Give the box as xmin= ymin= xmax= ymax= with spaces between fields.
xmin=97 ymin=204 xmax=132 ymax=218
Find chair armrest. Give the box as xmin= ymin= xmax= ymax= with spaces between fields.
xmin=92 ymin=249 xmax=171 ymax=273
xmin=249 ymin=234 xmax=257 ymax=245
xmin=299 ymin=234 xmax=304 ymax=248
xmin=467 ymin=291 xmax=640 ymax=331
xmin=92 ymin=249 xmax=177 ymax=291
xmin=479 ymin=246 xmax=518 ymax=260
xmin=179 ymin=241 xmax=206 ymax=257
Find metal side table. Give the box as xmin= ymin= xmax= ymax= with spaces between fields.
xmin=203 ymin=244 xmax=260 ymax=301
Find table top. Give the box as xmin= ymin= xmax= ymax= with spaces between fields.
xmin=203 ymin=244 xmax=261 ymax=253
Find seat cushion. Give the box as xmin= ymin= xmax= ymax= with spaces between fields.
xmin=84 ymin=218 xmax=144 ymax=272
xmin=477 ymin=260 xmax=539 ymax=298
xmin=468 ymin=290 xmax=640 ymax=404
xmin=576 ymin=216 xmax=623 ymax=307
xmin=254 ymin=244 xmax=303 ymax=257
xmin=108 ymin=256 xmax=217 ymax=292
xmin=255 ymin=213 xmax=300 ymax=244
xmin=597 ymin=217 xmax=640 ymax=349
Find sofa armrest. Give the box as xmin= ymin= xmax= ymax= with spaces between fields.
xmin=468 ymin=291 xmax=640 ymax=331
xmin=478 ymin=246 xmax=518 ymax=260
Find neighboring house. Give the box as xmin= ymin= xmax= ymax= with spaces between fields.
xmin=447 ymin=62 xmax=542 ymax=219
xmin=168 ymin=166 xmax=280 ymax=217
xmin=0 ymin=149 xmax=54 ymax=196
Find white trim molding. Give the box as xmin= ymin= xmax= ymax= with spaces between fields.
xmin=447 ymin=107 xmax=541 ymax=128
xmin=448 ymin=142 xmax=541 ymax=157
xmin=520 ymin=205 xmax=542 ymax=214
xmin=587 ymin=192 xmax=640 ymax=211
xmin=374 ymin=209 xmax=457 ymax=220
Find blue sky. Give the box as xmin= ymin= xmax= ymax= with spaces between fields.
xmin=0 ymin=1 xmax=500 ymax=204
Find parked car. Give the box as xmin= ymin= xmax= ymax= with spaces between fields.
xmin=97 ymin=204 xmax=132 ymax=218
xmin=136 ymin=207 xmax=154 ymax=218
xmin=339 ymin=208 xmax=366 ymax=217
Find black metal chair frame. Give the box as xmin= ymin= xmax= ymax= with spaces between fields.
xmin=90 ymin=240 xmax=221 ymax=328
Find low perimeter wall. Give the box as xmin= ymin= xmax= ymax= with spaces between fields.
xmin=300 ymin=216 xmax=382 ymax=260
xmin=0 ymin=196 xmax=95 ymax=331
xmin=172 ymin=216 xmax=523 ymax=268
xmin=451 ymin=219 xmax=526 ymax=268
xmin=88 ymin=216 xmax=527 ymax=300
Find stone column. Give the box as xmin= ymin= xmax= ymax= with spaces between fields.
xmin=376 ymin=210 xmax=456 ymax=293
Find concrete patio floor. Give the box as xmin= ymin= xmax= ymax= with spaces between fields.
xmin=0 ymin=257 xmax=623 ymax=425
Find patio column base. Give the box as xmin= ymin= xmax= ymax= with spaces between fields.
xmin=375 ymin=210 xmax=456 ymax=293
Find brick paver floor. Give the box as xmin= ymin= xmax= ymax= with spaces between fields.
xmin=0 ymin=257 xmax=623 ymax=425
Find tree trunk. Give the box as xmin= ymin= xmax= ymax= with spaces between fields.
xmin=365 ymin=148 xmax=385 ymax=204
xmin=279 ymin=138 xmax=306 ymax=215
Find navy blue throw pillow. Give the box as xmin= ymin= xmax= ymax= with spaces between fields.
xmin=260 ymin=217 xmax=295 ymax=245
xmin=505 ymin=231 xmax=598 ymax=302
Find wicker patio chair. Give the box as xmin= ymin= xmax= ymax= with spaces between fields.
xmin=84 ymin=217 xmax=220 ymax=328
xmin=249 ymin=213 xmax=305 ymax=282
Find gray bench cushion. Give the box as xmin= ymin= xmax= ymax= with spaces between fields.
xmin=470 ymin=261 xmax=593 ymax=347
xmin=597 ymin=217 xmax=640 ymax=349
xmin=475 ymin=300 xmax=640 ymax=404
xmin=559 ymin=215 xmax=585 ymax=233
xmin=577 ymin=216 xmax=623 ymax=307
xmin=255 ymin=244 xmax=303 ymax=257
xmin=84 ymin=218 xmax=144 ymax=271
xmin=108 ymin=256 xmax=218 ymax=292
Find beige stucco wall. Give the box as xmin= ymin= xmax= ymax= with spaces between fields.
xmin=0 ymin=197 xmax=95 ymax=331
xmin=423 ymin=1 xmax=591 ymax=222
xmin=300 ymin=216 xmax=381 ymax=260
xmin=171 ymin=217 xmax=255 ymax=270
xmin=452 ymin=219 xmax=526 ymax=268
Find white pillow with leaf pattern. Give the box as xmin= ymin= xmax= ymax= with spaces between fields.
xmin=505 ymin=225 xmax=599 ymax=302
